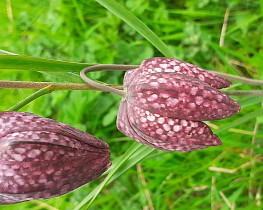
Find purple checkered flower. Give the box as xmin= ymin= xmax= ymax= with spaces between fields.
xmin=0 ymin=112 xmax=111 ymax=204
xmin=117 ymin=57 xmax=240 ymax=152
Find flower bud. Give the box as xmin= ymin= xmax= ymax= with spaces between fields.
xmin=0 ymin=112 xmax=111 ymax=204
xmin=117 ymin=57 xmax=240 ymax=152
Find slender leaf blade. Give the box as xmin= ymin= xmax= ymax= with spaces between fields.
xmin=0 ymin=55 xmax=91 ymax=72
xmin=74 ymin=143 xmax=154 ymax=210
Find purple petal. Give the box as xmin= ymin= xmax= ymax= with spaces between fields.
xmin=117 ymin=101 xmax=153 ymax=146
xmin=117 ymin=101 xmax=221 ymax=152
xmin=139 ymin=57 xmax=232 ymax=89
xmin=0 ymin=112 xmax=109 ymax=150
xmin=123 ymin=68 xmax=140 ymax=86
xmin=126 ymin=72 xmax=240 ymax=121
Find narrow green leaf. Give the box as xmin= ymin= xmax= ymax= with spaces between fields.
xmin=0 ymin=55 xmax=91 ymax=72
xmin=226 ymin=14 xmax=260 ymax=35
xmin=215 ymin=109 xmax=263 ymax=134
xmin=0 ymin=49 xmax=16 ymax=55
xmin=209 ymin=42 xmax=237 ymax=74
xmin=110 ymin=146 xmax=155 ymax=181
xmin=238 ymin=96 xmax=263 ymax=108
xmin=96 ymin=0 xmax=175 ymax=57
xmin=74 ymin=143 xmax=154 ymax=210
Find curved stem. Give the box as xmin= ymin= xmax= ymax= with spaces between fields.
xmin=80 ymin=64 xmax=138 ymax=97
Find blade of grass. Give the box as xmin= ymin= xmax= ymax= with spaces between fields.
xmin=74 ymin=143 xmax=154 ymax=210
xmin=209 ymin=42 xmax=237 ymax=74
xmin=0 ymin=55 xmax=91 ymax=72
xmin=238 ymin=96 xmax=263 ymax=109
xmin=0 ymin=49 xmax=17 ymax=55
xmin=215 ymin=108 xmax=263 ymax=134
xmin=0 ymin=51 xmax=88 ymax=81
xmin=110 ymin=146 xmax=155 ymax=181
xmin=95 ymin=0 xmax=175 ymax=57
xmin=226 ymin=15 xmax=261 ymax=35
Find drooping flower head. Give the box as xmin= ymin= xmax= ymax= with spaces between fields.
xmin=117 ymin=57 xmax=240 ymax=152
xmin=0 ymin=112 xmax=111 ymax=204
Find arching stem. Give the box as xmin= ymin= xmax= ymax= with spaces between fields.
xmin=80 ymin=64 xmax=138 ymax=97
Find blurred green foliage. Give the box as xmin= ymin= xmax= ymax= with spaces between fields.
xmin=0 ymin=0 xmax=263 ymax=209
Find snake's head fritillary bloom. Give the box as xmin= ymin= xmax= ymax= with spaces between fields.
xmin=117 ymin=57 xmax=240 ymax=152
xmin=0 ymin=112 xmax=111 ymax=204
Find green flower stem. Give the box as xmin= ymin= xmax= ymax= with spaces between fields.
xmin=7 ymin=86 xmax=54 ymax=111
xmin=0 ymin=80 xmax=122 ymax=91
xmin=223 ymin=90 xmax=263 ymax=97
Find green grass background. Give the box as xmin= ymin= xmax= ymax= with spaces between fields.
xmin=0 ymin=0 xmax=263 ymax=209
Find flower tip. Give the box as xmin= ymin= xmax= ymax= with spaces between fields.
xmin=227 ymin=99 xmax=240 ymax=118
xmin=140 ymin=57 xmax=233 ymax=89
xmin=213 ymin=135 xmax=223 ymax=146
xmin=236 ymin=101 xmax=241 ymax=112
